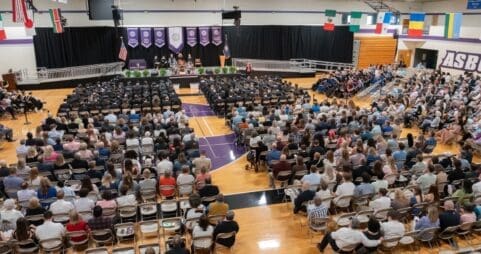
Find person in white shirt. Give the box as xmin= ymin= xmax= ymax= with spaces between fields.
xmin=177 ymin=166 xmax=195 ymax=196
xmin=141 ymin=132 xmax=154 ymax=146
xmin=116 ymin=185 xmax=138 ymax=207
xmin=381 ymin=210 xmax=405 ymax=247
xmin=369 ymin=188 xmax=391 ymax=213
xmin=139 ymin=169 xmax=157 ymax=191
xmin=35 ymin=211 xmax=66 ymax=243
xmin=156 ymin=153 xmax=174 ymax=176
xmin=50 ymin=190 xmax=75 ymax=215
xmin=317 ymin=217 xmax=381 ymax=252
xmin=416 ymin=164 xmax=437 ymax=194
xmin=17 ymin=182 xmax=37 ymax=202
xmin=192 ymin=151 xmax=212 ymax=173
xmin=334 ymin=173 xmax=355 ymax=207
xmin=74 ymin=188 xmax=95 ymax=212
xmin=192 ymin=215 xmax=214 ymax=250
xmin=16 ymin=139 xmax=29 ymax=158
xmin=0 ymin=199 xmax=24 ymax=229
xmin=104 ymin=111 xmax=117 ymax=125
xmin=472 ymin=174 xmax=481 ymax=198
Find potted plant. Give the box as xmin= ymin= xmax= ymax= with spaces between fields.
xmin=197 ymin=67 xmax=205 ymax=75
xmin=214 ymin=67 xmax=221 ymax=75
xmin=133 ymin=70 xmax=142 ymax=78
xmin=142 ymin=69 xmax=150 ymax=77
xmin=222 ymin=66 xmax=228 ymax=74
xmin=125 ymin=70 xmax=132 ymax=78
xmin=159 ymin=68 xmax=167 ymax=77
xmin=229 ymin=66 xmax=236 ymax=74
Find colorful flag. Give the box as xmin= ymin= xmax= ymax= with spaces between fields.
xmin=324 ymin=9 xmax=336 ymax=32
xmin=444 ymin=13 xmax=462 ymax=39
xmin=408 ymin=12 xmax=425 ymax=37
xmin=12 ymin=0 xmax=28 ymax=23
xmin=223 ymin=34 xmax=231 ymax=59
xmin=375 ymin=12 xmax=392 ymax=34
xmin=349 ymin=11 xmax=362 ymax=32
xmin=0 ymin=14 xmax=6 ymax=40
xmin=168 ymin=27 xmax=184 ymax=53
xmin=119 ymin=38 xmax=127 ymax=61
xmin=49 ymin=8 xmax=64 ymax=33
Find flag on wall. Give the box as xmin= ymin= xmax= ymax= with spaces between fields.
xmin=444 ymin=12 xmax=462 ymax=39
xmin=324 ymin=9 xmax=336 ymax=31
xmin=349 ymin=11 xmax=362 ymax=32
xmin=12 ymin=0 xmax=29 ymax=23
xmin=119 ymin=38 xmax=127 ymax=61
xmin=408 ymin=12 xmax=425 ymax=37
xmin=168 ymin=27 xmax=184 ymax=53
xmin=375 ymin=12 xmax=392 ymax=34
xmin=0 ymin=14 xmax=6 ymax=40
xmin=49 ymin=8 xmax=64 ymax=33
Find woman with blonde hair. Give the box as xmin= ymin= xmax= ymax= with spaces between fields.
xmin=376 ymin=136 xmax=388 ymax=155
xmin=65 ymin=210 xmax=90 ymax=243
xmin=37 ymin=177 xmax=57 ymax=201
xmin=382 ymin=157 xmax=397 ymax=175
xmin=25 ymin=147 xmax=39 ymax=164
xmin=76 ymin=143 xmax=94 ymax=160
xmin=321 ymin=165 xmax=336 ymax=184
xmin=391 ymin=189 xmax=410 ymax=210
xmin=100 ymin=173 xmax=117 ymax=191
xmin=323 ymin=150 xmax=336 ymax=170
xmin=42 ymin=145 xmax=59 ymax=163
xmin=53 ymin=153 xmax=69 ymax=170
xmin=414 ymin=205 xmax=439 ymax=231
xmin=25 ymin=197 xmax=46 ymax=226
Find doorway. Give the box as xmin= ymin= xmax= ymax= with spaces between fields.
xmin=397 ymin=50 xmax=412 ymax=67
xmin=414 ymin=48 xmax=438 ymax=69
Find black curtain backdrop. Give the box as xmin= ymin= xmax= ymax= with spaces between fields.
xmin=34 ymin=26 xmax=353 ymax=69
xmin=34 ymin=27 xmax=117 ymax=69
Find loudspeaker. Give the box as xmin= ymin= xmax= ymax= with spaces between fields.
xmin=222 ymin=10 xmax=241 ymax=20
xmin=88 ymin=0 xmax=114 ymax=20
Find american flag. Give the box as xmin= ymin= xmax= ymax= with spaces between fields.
xmin=118 ymin=39 xmax=127 ymax=61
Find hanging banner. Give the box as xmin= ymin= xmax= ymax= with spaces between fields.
xmin=140 ymin=28 xmax=152 ymax=48
xmin=186 ymin=27 xmax=197 ymax=47
xmin=199 ymin=26 xmax=210 ymax=46
xmin=127 ymin=27 xmax=139 ymax=48
xmin=211 ymin=26 xmax=222 ymax=46
xmin=154 ymin=27 xmax=165 ymax=48
xmin=168 ymin=27 xmax=184 ymax=54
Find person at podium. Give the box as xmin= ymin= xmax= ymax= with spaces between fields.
xmin=187 ymin=54 xmax=194 ymax=73
xmin=153 ymin=56 xmax=160 ymax=69
xmin=169 ymin=54 xmax=177 ymax=70
xmin=160 ymin=56 xmax=168 ymax=68
xmin=177 ymin=53 xmax=186 ymax=73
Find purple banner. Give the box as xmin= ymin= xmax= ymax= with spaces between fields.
xmin=199 ymin=27 xmax=210 ymax=46
xmin=168 ymin=27 xmax=184 ymax=54
xmin=154 ymin=28 xmax=165 ymax=48
xmin=140 ymin=28 xmax=152 ymax=48
xmin=186 ymin=27 xmax=197 ymax=47
xmin=127 ymin=28 xmax=139 ymax=48
xmin=211 ymin=26 xmax=222 ymax=46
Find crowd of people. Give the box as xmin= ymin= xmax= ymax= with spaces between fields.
xmin=200 ymin=75 xmax=310 ymax=116
xmin=0 ymin=80 xmax=240 ymax=252
xmin=58 ymin=78 xmax=181 ymax=115
xmin=312 ymin=65 xmax=395 ymax=98
xmin=221 ymin=68 xmax=481 ymax=252
xmin=0 ymin=85 xmax=44 ymax=120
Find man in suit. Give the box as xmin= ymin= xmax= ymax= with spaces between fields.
xmin=213 ymin=210 xmax=239 ymax=248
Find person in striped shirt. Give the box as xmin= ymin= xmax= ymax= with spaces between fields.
xmin=307 ymin=196 xmax=328 ymax=220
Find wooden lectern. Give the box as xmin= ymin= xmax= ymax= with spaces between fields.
xmin=2 ymin=73 xmax=17 ymax=91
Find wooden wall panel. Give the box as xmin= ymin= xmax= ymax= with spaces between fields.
xmin=355 ymin=36 xmax=397 ymax=69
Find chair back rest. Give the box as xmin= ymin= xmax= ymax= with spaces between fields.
xmin=85 ymin=247 xmax=109 ymax=254
xmin=112 ymin=247 xmax=135 ymax=254
xmin=139 ymin=244 xmax=161 ymax=254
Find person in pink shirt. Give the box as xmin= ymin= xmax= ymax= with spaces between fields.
xmin=42 ymin=146 xmax=59 ymax=163
xmin=96 ymin=190 xmax=117 ymax=210
xmin=63 ymin=136 xmax=81 ymax=152
xmin=195 ymin=167 xmax=211 ymax=190
xmin=76 ymin=143 xmax=94 ymax=161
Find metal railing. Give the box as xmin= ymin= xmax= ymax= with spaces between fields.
xmin=232 ymin=58 xmax=354 ymax=73
xmin=232 ymin=58 xmax=313 ymax=73
xmin=17 ymin=62 xmax=124 ymax=84
xmin=290 ymin=58 xmax=354 ymax=72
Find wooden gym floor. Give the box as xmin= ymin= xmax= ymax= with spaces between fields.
xmin=1 ymin=77 xmax=480 ymax=253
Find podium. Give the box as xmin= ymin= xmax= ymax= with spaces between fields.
xmin=2 ymin=73 xmax=17 ymax=91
